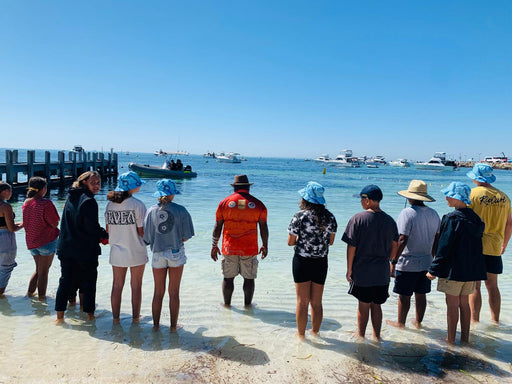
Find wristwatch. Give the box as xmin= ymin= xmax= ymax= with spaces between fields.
xmin=390 ymin=258 xmax=398 ymax=265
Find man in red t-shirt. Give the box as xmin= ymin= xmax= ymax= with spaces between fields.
xmin=211 ymin=175 xmax=268 ymax=307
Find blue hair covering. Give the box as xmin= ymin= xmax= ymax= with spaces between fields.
xmin=115 ymin=171 xmax=145 ymax=192
xmin=441 ymin=182 xmax=471 ymax=205
xmin=153 ymin=179 xmax=181 ymax=197
xmin=466 ymin=163 xmax=496 ymax=184
xmin=298 ymin=181 xmax=326 ymax=205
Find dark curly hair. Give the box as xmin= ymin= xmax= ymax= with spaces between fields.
xmin=299 ymin=198 xmax=332 ymax=230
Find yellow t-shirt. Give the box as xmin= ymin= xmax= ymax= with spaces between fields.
xmin=469 ymin=186 xmax=511 ymax=256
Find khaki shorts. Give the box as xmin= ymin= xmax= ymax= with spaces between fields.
xmin=221 ymin=255 xmax=258 ymax=279
xmin=437 ymin=278 xmax=476 ymax=296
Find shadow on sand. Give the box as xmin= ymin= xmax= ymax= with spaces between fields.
xmin=231 ymin=304 xmax=342 ymax=331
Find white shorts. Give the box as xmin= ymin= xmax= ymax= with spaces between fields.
xmin=152 ymin=247 xmax=187 ymax=269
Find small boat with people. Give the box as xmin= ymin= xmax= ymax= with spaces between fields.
xmin=388 ymin=158 xmax=411 ymax=168
xmin=129 ymin=156 xmax=197 ymax=179
xmin=415 ymin=152 xmax=457 ymax=171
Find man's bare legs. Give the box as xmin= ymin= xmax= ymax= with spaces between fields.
xmin=358 ymin=301 xmax=382 ymax=340
xmin=470 ymin=273 xmax=500 ymax=324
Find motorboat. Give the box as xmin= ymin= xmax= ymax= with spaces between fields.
xmin=203 ymin=151 xmax=216 ymax=158
xmin=155 ymin=149 xmax=189 ymax=157
xmin=364 ymin=155 xmax=387 ymax=167
xmin=415 ymin=152 xmax=457 ymax=171
xmin=72 ymin=145 xmax=84 ymax=153
xmin=314 ymin=154 xmax=330 ymax=162
xmin=129 ymin=162 xmax=197 ymax=179
xmin=327 ymin=150 xmax=361 ymax=168
xmin=216 ymin=152 xmax=242 ymax=163
xmin=389 ymin=159 xmax=411 ymax=168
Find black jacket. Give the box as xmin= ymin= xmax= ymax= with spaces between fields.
xmin=429 ymin=208 xmax=487 ymax=281
xmin=57 ymin=188 xmax=107 ymax=259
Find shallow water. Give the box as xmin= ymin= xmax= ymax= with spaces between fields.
xmin=1 ymin=152 xmax=512 ymax=382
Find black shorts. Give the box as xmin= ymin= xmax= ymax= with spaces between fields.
xmin=292 ymin=255 xmax=328 ymax=285
xmin=393 ymin=270 xmax=431 ymax=296
xmin=485 ymin=255 xmax=503 ymax=274
xmin=348 ymin=282 xmax=389 ymax=304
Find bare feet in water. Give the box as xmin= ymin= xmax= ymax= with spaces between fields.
xmin=55 ymin=311 xmax=65 ymax=325
xmin=87 ymin=313 xmax=95 ymax=321
xmin=386 ymin=320 xmax=405 ymax=329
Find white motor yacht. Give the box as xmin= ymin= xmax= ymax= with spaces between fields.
xmin=389 ymin=159 xmax=411 ymax=168
xmin=327 ymin=149 xmax=361 ymax=168
xmin=216 ymin=152 xmax=242 ymax=163
xmin=415 ymin=152 xmax=457 ymax=171
xmin=314 ymin=154 xmax=330 ymax=162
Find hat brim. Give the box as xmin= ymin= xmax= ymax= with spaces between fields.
xmin=466 ymin=170 xmax=496 ymax=183
xmin=153 ymin=190 xmax=180 ymax=197
xmin=397 ymin=190 xmax=435 ymax=202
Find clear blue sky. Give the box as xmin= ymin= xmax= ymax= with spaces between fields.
xmin=1 ymin=1 xmax=511 ymax=161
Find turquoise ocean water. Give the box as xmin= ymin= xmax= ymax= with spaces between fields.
xmin=1 ymin=150 xmax=512 ymax=382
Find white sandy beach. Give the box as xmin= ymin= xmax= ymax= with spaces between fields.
xmin=1 ymin=249 xmax=511 ymax=384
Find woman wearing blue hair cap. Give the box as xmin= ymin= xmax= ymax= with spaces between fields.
xmin=287 ymin=181 xmax=337 ymax=339
xmin=105 ymin=171 xmax=148 ymax=325
xmin=426 ymin=181 xmax=486 ymax=344
xmin=143 ymin=179 xmax=194 ymax=332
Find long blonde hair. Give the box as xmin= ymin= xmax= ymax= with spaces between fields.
xmin=72 ymin=171 xmax=100 ymax=188
xmin=158 ymin=195 xmax=173 ymax=208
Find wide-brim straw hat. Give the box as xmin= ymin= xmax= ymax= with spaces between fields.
xmin=398 ymin=180 xmax=435 ymax=202
xmin=231 ymin=174 xmax=253 ymax=186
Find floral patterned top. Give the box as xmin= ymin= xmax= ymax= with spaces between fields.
xmin=288 ymin=209 xmax=337 ymax=258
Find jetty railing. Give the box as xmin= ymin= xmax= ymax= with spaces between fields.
xmin=0 ymin=149 xmax=118 ymax=189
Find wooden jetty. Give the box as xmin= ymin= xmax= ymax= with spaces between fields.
xmin=0 ymin=149 xmax=118 ymax=189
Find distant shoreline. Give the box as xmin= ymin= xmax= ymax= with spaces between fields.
xmin=456 ymin=161 xmax=512 ymax=170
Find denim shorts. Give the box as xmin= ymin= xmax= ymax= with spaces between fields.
xmin=152 ymin=247 xmax=187 ymax=269
xmin=29 ymin=239 xmax=58 ymax=256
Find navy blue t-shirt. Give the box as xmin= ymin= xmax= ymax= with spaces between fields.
xmin=342 ymin=210 xmax=398 ymax=287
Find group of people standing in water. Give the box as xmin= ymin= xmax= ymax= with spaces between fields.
xmin=0 ymin=171 xmax=194 ymax=331
xmin=287 ymin=163 xmax=511 ymax=345
xmin=0 ymin=163 xmax=510 ymax=345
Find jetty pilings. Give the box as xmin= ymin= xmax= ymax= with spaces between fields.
xmin=0 ymin=149 xmax=118 ymax=189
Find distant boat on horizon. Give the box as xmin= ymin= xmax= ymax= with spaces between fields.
xmin=415 ymin=152 xmax=457 ymax=171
